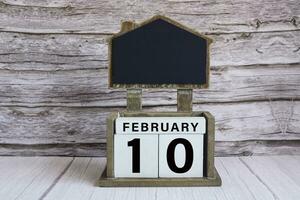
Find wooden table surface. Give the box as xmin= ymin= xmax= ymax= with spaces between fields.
xmin=0 ymin=156 xmax=299 ymax=200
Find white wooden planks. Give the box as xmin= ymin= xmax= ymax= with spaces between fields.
xmin=0 ymin=156 xmax=298 ymax=199
xmin=270 ymin=156 xmax=300 ymax=188
xmin=155 ymin=157 xmax=276 ymax=200
xmin=44 ymin=157 xmax=106 ymax=200
xmin=0 ymin=157 xmax=72 ymax=200
xmin=42 ymin=156 xmax=300 ymax=200
xmin=241 ymin=156 xmax=300 ymax=200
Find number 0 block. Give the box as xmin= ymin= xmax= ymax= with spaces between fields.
xmin=114 ymin=134 xmax=159 ymax=178
xmin=159 ymin=134 xmax=204 ymax=178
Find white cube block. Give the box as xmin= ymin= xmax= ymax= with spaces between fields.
xmin=114 ymin=134 xmax=159 ymax=178
xmin=115 ymin=117 xmax=206 ymax=134
xmin=159 ymin=134 xmax=204 ymax=178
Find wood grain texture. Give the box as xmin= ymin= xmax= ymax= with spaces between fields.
xmin=1 ymin=31 xmax=299 ymax=68
xmin=0 ymin=100 xmax=299 ymax=156
xmin=0 ymin=101 xmax=299 ymax=144
xmin=0 ymin=64 xmax=298 ymax=107
xmin=0 ymin=0 xmax=299 ymax=156
xmin=0 ymin=143 xmax=105 ymax=156
xmin=1 ymin=140 xmax=300 ymax=157
xmin=0 ymin=0 xmax=299 ymax=34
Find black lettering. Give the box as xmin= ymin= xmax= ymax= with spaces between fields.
xmin=181 ymin=123 xmax=189 ymax=132
xmin=190 ymin=123 xmax=198 ymax=132
xmin=151 ymin=123 xmax=159 ymax=132
xmin=171 ymin=123 xmax=179 ymax=132
xmin=123 ymin=122 xmax=130 ymax=132
xmin=128 ymin=138 xmax=140 ymax=173
xmin=141 ymin=123 xmax=148 ymax=132
xmin=132 ymin=123 xmax=139 ymax=132
xmin=161 ymin=122 xmax=169 ymax=132
xmin=167 ymin=138 xmax=193 ymax=173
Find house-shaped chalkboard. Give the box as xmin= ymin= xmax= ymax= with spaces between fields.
xmin=109 ymin=15 xmax=212 ymax=88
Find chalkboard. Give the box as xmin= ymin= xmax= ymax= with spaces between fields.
xmin=109 ymin=16 xmax=211 ymax=88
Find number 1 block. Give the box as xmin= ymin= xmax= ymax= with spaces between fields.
xmin=114 ymin=134 xmax=159 ymax=178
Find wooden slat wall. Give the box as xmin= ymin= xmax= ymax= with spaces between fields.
xmin=0 ymin=0 xmax=299 ymax=156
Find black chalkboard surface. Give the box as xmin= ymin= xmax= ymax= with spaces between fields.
xmin=109 ymin=16 xmax=211 ymax=88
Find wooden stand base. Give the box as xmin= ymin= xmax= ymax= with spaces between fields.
xmin=98 ymin=167 xmax=222 ymax=187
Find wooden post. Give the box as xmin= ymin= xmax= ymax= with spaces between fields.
xmin=121 ymin=21 xmax=142 ymax=112
xmin=127 ymin=89 xmax=142 ymax=111
xmin=177 ymin=89 xmax=193 ymax=112
xmin=121 ymin=21 xmax=136 ymax=32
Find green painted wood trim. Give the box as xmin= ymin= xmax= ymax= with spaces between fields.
xmin=127 ymin=89 xmax=142 ymax=111
xmin=106 ymin=112 xmax=118 ymax=177
xmin=104 ymin=111 xmax=220 ymax=186
xmin=98 ymin=167 xmax=221 ymax=187
xmin=203 ymin=112 xmax=215 ymax=178
xmin=177 ymin=89 xmax=193 ymax=112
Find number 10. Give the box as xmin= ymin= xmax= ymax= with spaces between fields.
xmin=128 ymin=138 xmax=194 ymax=173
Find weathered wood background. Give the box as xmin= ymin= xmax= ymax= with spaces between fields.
xmin=0 ymin=0 xmax=299 ymax=156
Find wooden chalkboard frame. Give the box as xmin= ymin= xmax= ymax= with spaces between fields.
xmin=108 ymin=15 xmax=213 ymax=89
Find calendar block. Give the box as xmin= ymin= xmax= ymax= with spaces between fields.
xmin=114 ymin=134 xmax=159 ymax=178
xmin=99 ymin=111 xmax=221 ymax=187
xmin=115 ymin=117 xmax=206 ymax=134
xmin=159 ymin=134 xmax=204 ymax=178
